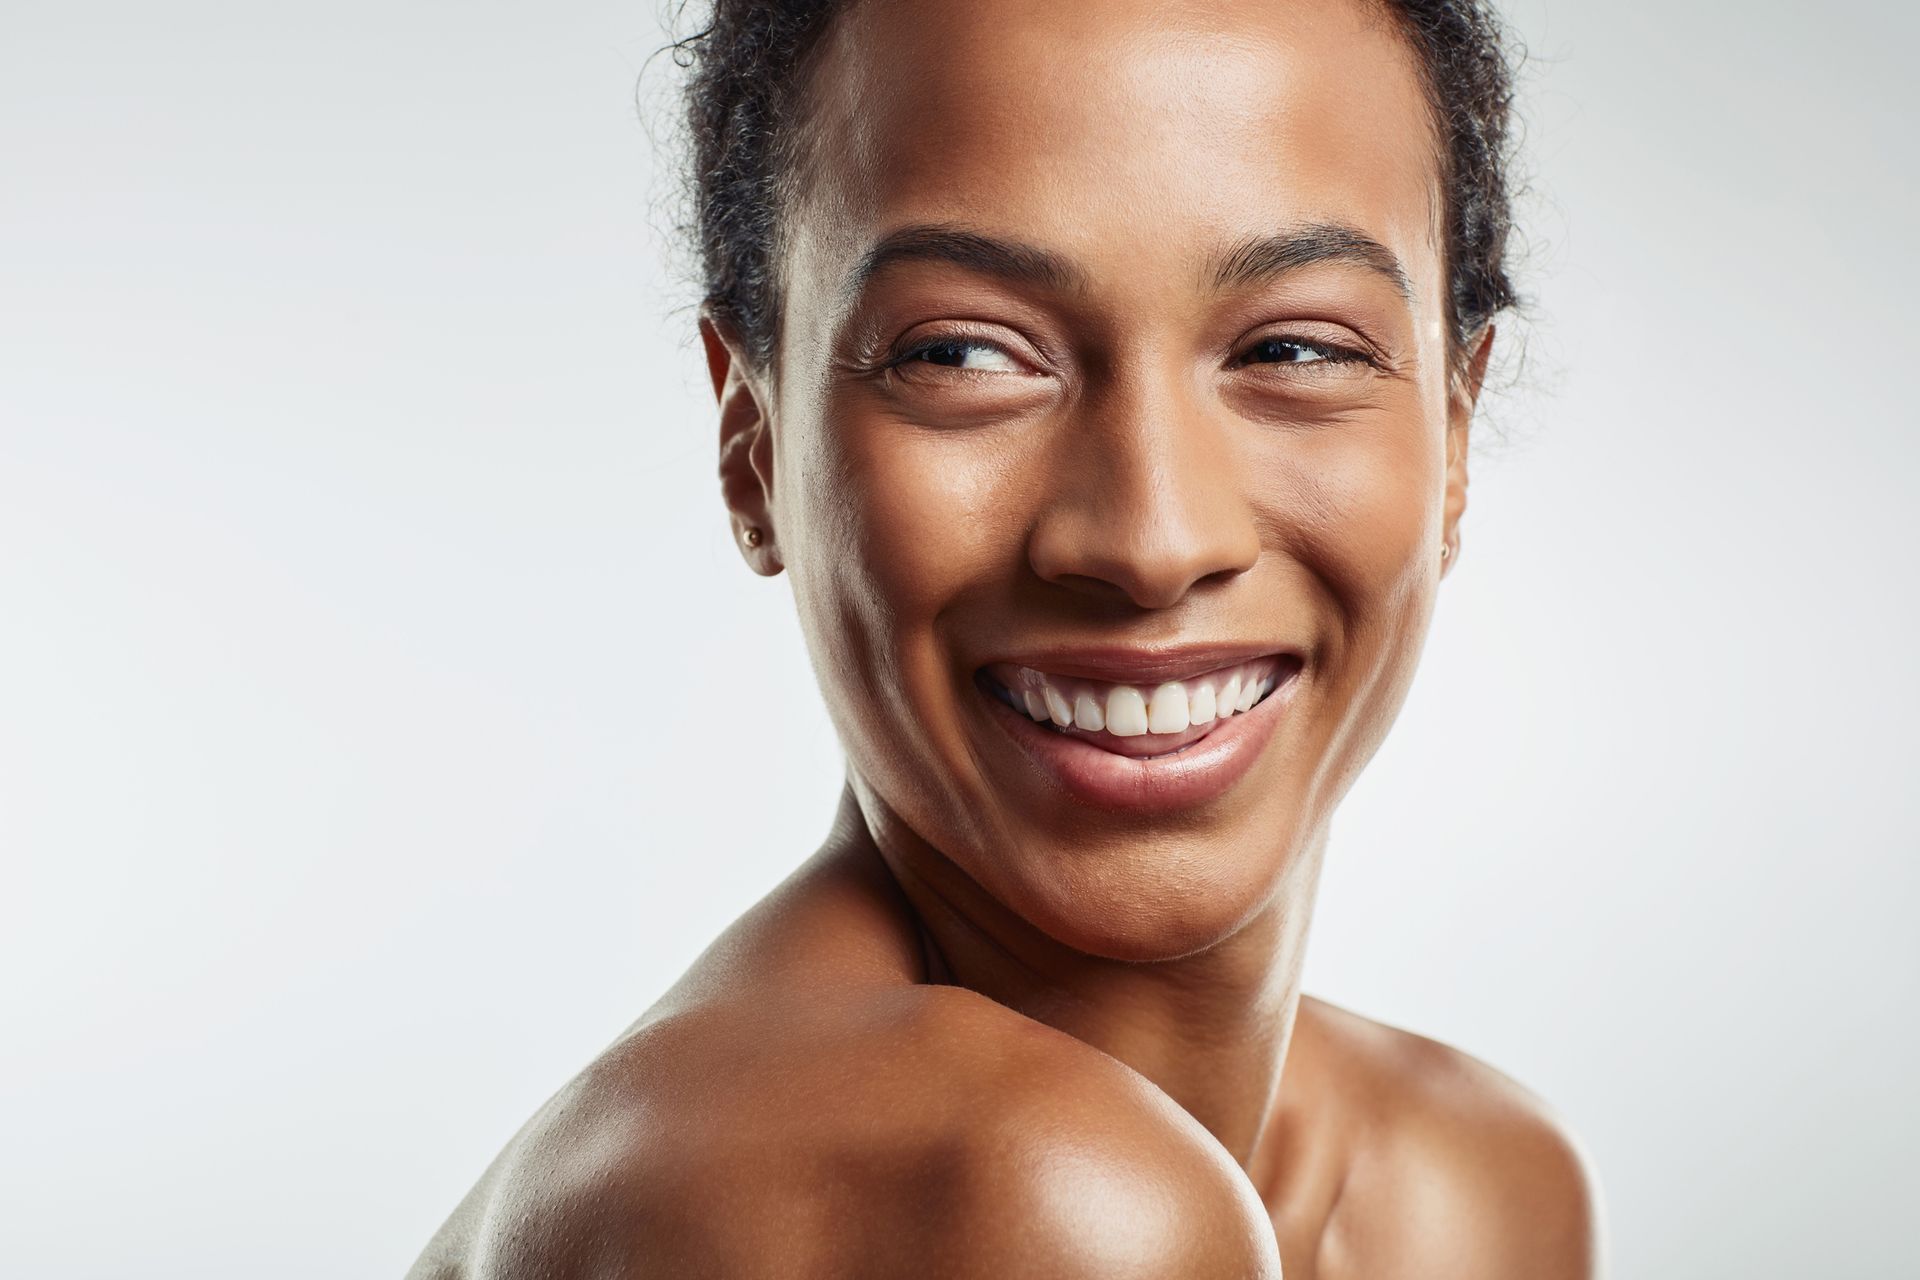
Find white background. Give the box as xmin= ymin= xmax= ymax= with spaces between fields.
xmin=4 ymin=1 xmax=1915 ymax=1275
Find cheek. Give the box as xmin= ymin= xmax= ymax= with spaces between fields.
xmin=1274 ymin=415 xmax=1443 ymax=613
xmin=1268 ymin=413 xmax=1445 ymax=806
xmin=827 ymin=429 xmax=1010 ymax=608
xmin=781 ymin=411 xmax=1016 ymax=725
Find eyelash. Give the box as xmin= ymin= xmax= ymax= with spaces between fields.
xmin=889 ymin=337 xmax=1013 ymax=372
xmin=886 ymin=333 xmax=1376 ymax=374
xmin=1233 ymin=336 xmax=1375 ymax=368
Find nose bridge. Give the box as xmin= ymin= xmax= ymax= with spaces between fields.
xmin=1028 ymin=357 xmax=1260 ymax=609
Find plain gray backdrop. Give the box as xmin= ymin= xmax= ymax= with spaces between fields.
xmin=4 ymin=1 xmax=1915 ymax=1275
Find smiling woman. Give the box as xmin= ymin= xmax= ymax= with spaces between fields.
xmin=408 ymin=1 xmax=1599 ymax=1276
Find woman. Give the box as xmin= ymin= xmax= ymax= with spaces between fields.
xmin=411 ymin=0 xmax=1600 ymax=1274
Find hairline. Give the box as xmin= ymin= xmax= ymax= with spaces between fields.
xmin=753 ymin=0 xmax=1467 ymax=390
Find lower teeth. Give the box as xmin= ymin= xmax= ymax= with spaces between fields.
xmin=1035 ymin=710 xmax=1218 ymax=754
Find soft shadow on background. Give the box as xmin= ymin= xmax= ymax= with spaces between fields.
xmin=3 ymin=2 xmax=1914 ymax=1275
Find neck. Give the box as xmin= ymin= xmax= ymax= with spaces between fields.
xmin=832 ymin=778 xmax=1328 ymax=1171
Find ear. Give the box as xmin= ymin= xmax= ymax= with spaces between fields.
xmin=700 ymin=305 xmax=783 ymax=576
xmin=1441 ymin=323 xmax=1495 ymax=577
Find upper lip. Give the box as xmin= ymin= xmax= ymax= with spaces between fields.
xmin=977 ymin=641 xmax=1301 ymax=687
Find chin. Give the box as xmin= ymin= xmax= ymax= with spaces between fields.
xmin=983 ymin=832 xmax=1296 ymax=963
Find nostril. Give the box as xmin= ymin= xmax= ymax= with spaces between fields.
xmin=1031 ymin=543 xmax=1258 ymax=613
xmin=1047 ymin=573 xmax=1139 ymax=605
xmin=1024 ymin=438 xmax=1261 ymax=610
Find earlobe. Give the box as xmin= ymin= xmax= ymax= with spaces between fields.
xmin=1440 ymin=428 xmax=1466 ymax=575
xmin=701 ymin=307 xmax=784 ymax=577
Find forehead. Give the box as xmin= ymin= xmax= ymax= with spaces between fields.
xmin=783 ymin=0 xmax=1444 ymax=321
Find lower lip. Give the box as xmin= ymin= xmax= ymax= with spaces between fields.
xmin=979 ymin=668 xmax=1300 ymax=812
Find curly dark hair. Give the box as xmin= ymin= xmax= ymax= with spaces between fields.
xmin=671 ymin=0 xmax=1522 ymax=379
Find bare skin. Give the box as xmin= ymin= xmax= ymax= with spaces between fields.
xmin=410 ymin=0 xmax=1600 ymax=1275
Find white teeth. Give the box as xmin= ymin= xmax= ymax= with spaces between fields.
xmin=1235 ymin=676 xmax=1260 ymax=713
xmin=1218 ymin=673 xmax=1242 ymax=715
xmin=1002 ymin=659 xmax=1286 ymax=738
xmin=1105 ymin=686 xmax=1150 ymax=737
xmin=1146 ymin=683 xmax=1190 ymax=734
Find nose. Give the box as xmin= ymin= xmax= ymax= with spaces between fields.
xmin=1026 ymin=368 xmax=1261 ymax=610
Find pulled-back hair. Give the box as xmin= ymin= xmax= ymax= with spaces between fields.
xmin=671 ymin=0 xmax=1522 ymax=378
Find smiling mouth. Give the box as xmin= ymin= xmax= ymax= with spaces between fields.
xmin=976 ymin=654 xmax=1299 ymax=760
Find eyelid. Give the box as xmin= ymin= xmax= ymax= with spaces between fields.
xmin=887 ymin=324 xmax=1044 ymax=374
xmin=878 ymin=321 xmax=1387 ymax=378
xmin=1232 ymin=331 xmax=1382 ymax=369
xmin=895 ymin=333 xmax=1012 ymax=362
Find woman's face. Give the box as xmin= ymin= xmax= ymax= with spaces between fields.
xmin=718 ymin=0 xmax=1485 ymax=960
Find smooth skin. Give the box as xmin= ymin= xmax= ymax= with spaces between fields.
xmin=410 ymin=0 xmax=1601 ymax=1275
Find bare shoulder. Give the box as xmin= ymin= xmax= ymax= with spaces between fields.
xmin=1292 ymin=996 xmax=1603 ymax=1280
xmin=413 ymin=984 xmax=1280 ymax=1280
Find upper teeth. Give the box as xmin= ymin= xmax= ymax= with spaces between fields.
xmin=998 ymin=658 xmax=1283 ymax=737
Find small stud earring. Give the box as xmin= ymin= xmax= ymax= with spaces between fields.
xmin=744 ymin=526 xmax=764 ymax=549
xmin=1440 ymin=544 xmax=1451 ymax=562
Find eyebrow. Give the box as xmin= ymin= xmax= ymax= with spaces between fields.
xmin=844 ymin=220 xmax=1412 ymax=303
xmin=1208 ymin=224 xmax=1414 ymax=301
xmin=845 ymin=225 xmax=1087 ymax=301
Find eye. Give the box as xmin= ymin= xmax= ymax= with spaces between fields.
xmin=893 ymin=337 xmax=1023 ymax=374
xmin=1236 ymin=336 xmax=1369 ymax=367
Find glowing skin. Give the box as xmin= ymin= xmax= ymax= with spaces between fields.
xmin=409 ymin=2 xmax=1601 ymax=1277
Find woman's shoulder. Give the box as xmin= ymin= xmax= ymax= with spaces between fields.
xmin=1286 ymin=996 xmax=1603 ymax=1279
xmin=415 ymin=983 xmax=1280 ymax=1280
